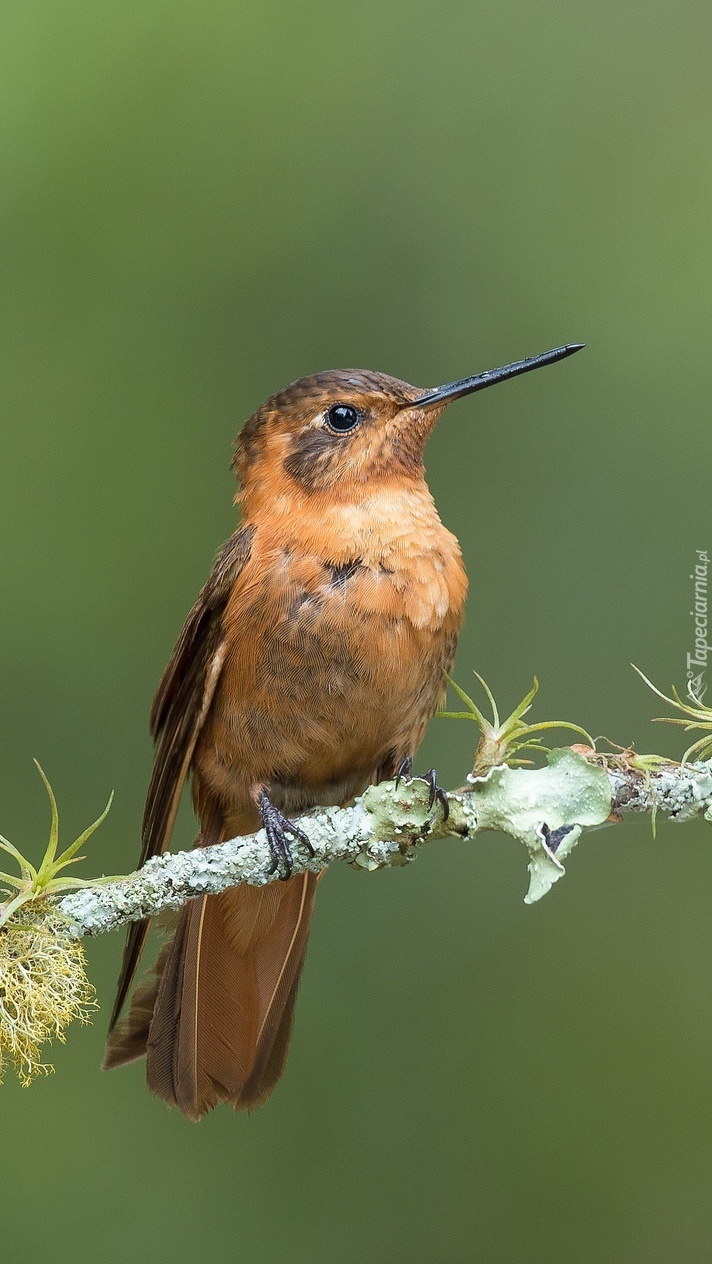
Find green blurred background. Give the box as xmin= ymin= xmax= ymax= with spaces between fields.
xmin=1 ymin=1 xmax=711 ymax=1260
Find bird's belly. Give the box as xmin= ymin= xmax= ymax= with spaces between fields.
xmin=194 ymin=566 xmax=462 ymax=812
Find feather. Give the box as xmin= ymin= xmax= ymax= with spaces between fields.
xmin=102 ymin=932 xmax=176 ymax=1071
xmin=143 ymin=873 xmax=318 ymax=1119
xmin=104 ymin=517 xmax=321 ymax=1119
xmin=236 ymin=873 xmax=317 ymax=1110
xmin=105 ymin=527 xmax=254 ymax=1033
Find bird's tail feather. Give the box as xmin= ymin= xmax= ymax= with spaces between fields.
xmin=103 ymin=874 xmax=319 ymax=1120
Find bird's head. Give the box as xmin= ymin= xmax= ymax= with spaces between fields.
xmin=233 ymin=345 xmax=584 ymax=511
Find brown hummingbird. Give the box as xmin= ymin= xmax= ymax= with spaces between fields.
xmin=104 ymin=342 xmax=583 ymax=1120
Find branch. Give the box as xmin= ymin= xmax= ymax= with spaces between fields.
xmin=1 ymin=746 xmax=710 ymax=1085
xmin=4 ymin=674 xmax=709 ymax=1084
xmin=55 ymin=749 xmax=712 ymax=938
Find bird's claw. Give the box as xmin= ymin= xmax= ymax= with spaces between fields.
xmin=394 ymin=756 xmax=413 ymax=790
xmin=423 ymin=768 xmax=450 ymax=821
xmin=394 ymin=758 xmax=449 ymax=822
xmin=258 ymin=791 xmax=315 ymax=880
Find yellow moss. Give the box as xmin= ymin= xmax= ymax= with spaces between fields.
xmin=0 ymin=904 xmax=96 ymax=1085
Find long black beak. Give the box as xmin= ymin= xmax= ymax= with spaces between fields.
xmin=411 ymin=343 xmax=585 ymax=410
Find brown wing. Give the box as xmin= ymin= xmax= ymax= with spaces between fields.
xmin=107 ymin=526 xmax=255 ymax=1031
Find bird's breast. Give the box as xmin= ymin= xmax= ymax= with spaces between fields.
xmin=229 ymin=482 xmax=468 ymax=647
xmin=196 ymin=483 xmax=467 ymax=805
xmin=272 ymin=481 xmax=468 ymax=629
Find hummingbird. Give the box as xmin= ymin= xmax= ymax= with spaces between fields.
xmin=104 ymin=342 xmax=584 ymax=1120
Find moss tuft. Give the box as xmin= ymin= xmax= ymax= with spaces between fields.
xmin=0 ymin=904 xmax=96 ymax=1085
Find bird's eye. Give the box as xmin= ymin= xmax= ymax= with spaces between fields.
xmin=325 ymin=403 xmax=361 ymax=433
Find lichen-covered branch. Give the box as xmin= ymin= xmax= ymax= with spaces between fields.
xmin=55 ymin=750 xmax=712 ymax=937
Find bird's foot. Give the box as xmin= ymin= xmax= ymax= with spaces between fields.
xmin=394 ymin=757 xmax=449 ymax=822
xmin=258 ymin=791 xmax=315 ymax=880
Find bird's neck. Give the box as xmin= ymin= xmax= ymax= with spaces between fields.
xmin=238 ymin=472 xmax=449 ymax=570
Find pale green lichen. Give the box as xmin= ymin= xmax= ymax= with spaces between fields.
xmin=352 ymin=776 xmax=441 ymax=870
xmin=353 ymin=750 xmax=611 ymax=904
xmin=466 ymin=748 xmax=612 ymax=903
